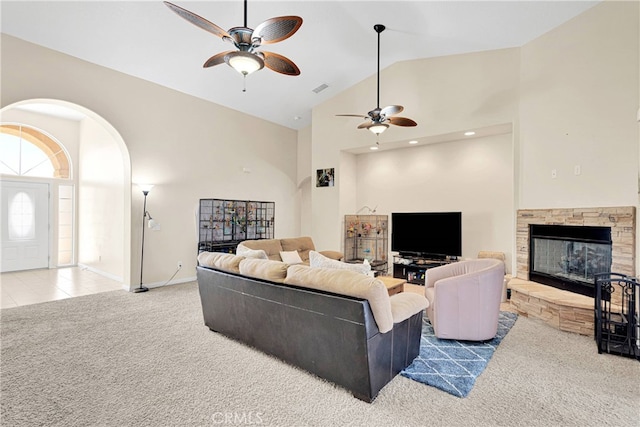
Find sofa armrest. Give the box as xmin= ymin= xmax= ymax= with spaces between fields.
xmin=390 ymin=293 xmax=428 ymax=324
xmin=318 ymin=250 xmax=343 ymax=261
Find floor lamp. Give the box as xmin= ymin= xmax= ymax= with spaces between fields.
xmin=135 ymin=184 xmax=154 ymax=293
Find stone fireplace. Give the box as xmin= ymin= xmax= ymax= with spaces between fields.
xmin=511 ymin=206 xmax=636 ymax=335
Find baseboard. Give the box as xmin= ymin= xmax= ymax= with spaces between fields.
xmin=143 ymin=276 xmax=197 ymax=290
xmin=77 ymin=263 xmax=123 ymax=283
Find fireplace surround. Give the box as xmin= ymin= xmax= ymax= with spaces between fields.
xmin=517 ymin=207 xmax=635 ymax=283
xmin=511 ymin=207 xmax=636 ymax=335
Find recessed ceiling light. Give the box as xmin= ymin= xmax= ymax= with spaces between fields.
xmin=293 ymin=116 xmax=302 ymax=121
xmin=464 ymin=131 xmax=476 ymax=136
xmin=409 ymin=140 xmax=418 ymax=144
xmin=370 ymin=146 xmax=379 ymax=151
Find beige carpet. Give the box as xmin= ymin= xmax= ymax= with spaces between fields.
xmin=1 ymin=282 xmax=638 ymax=426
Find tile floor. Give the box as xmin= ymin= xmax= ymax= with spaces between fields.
xmin=1 ymin=267 xmax=124 ymax=309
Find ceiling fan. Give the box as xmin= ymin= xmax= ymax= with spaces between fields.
xmin=164 ymin=1 xmax=302 ymax=86
xmin=337 ymin=24 xmax=417 ymax=136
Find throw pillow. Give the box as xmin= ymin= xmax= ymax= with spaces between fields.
xmin=309 ymin=250 xmax=371 ymax=275
xmin=280 ymin=250 xmax=303 ymax=265
xmin=236 ymin=244 xmax=268 ymax=260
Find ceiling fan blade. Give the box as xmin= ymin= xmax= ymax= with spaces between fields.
xmin=253 ymin=16 xmax=303 ymax=44
xmin=380 ymin=105 xmax=404 ymax=117
xmin=164 ymin=1 xmax=230 ymax=39
xmin=357 ymin=122 xmax=373 ymax=130
xmin=336 ymin=114 xmax=369 ymax=119
xmin=261 ymin=51 xmax=300 ymax=76
xmin=203 ymin=51 xmax=234 ymax=68
xmin=387 ymin=116 xmax=418 ymax=127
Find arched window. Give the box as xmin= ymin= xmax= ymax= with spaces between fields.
xmin=0 ymin=124 xmax=70 ymax=179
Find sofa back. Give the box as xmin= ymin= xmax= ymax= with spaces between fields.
xmin=197 ymin=265 xmax=424 ymax=402
xmin=284 ymin=264 xmax=394 ymax=333
xmin=280 ymin=236 xmax=316 ymax=262
xmin=240 ymin=239 xmax=283 ymax=261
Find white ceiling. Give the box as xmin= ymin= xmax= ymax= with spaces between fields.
xmin=1 ymin=1 xmax=599 ymax=130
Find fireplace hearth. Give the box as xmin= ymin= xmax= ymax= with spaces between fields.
xmin=529 ymin=224 xmax=612 ymax=298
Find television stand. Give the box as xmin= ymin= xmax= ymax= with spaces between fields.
xmin=392 ymin=255 xmax=456 ymax=285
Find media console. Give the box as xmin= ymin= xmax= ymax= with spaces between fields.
xmin=392 ymin=255 xmax=456 ymax=286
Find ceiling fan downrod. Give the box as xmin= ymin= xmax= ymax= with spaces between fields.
xmin=374 ymin=24 xmax=385 ymax=110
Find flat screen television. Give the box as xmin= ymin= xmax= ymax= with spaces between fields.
xmin=391 ymin=212 xmax=462 ymax=259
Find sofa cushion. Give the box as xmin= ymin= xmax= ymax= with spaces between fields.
xmin=236 ymin=244 xmax=268 ymax=260
xmin=239 ymin=258 xmax=289 ymax=283
xmin=309 ymin=250 xmax=371 ymax=275
xmin=279 ymin=250 xmax=303 ymax=265
xmin=197 ymin=252 xmax=244 ymax=274
xmin=280 ymin=236 xmax=315 ymax=262
xmin=284 ymin=264 xmax=393 ymax=333
xmin=390 ymin=292 xmax=429 ymax=324
xmin=240 ymin=239 xmax=283 ymax=261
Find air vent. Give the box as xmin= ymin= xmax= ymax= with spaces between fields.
xmin=312 ymin=84 xmax=329 ymax=94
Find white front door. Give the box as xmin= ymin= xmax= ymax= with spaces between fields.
xmin=1 ymin=181 xmax=50 ymax=272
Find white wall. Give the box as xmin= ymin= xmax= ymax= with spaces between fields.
xmin=78 ymin=118 xmax=125 ymax=280
xmin=355 ymin=134 xmax=514 ymax=271
xmin=297 ymin=125 xmax=312 ymax=237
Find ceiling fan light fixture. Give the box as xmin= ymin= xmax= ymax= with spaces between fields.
xmin=369 ymin=123 xmax=389 ymax=135
xmin=224 ymin=51 xmax=264 ymax=75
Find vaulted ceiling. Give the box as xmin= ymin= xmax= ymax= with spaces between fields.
xmin=1 ymin=1 xmax=599 ymax=129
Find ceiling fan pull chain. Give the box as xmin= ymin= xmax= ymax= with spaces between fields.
xmin=242 ymin=74 xmax=247 ymax=92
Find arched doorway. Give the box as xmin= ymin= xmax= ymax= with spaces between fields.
xmin=0 ymin=99 xmax=132 ymax=288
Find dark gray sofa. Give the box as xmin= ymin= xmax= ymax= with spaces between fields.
xmin=196 ymin=264 xmax=425 ymax=402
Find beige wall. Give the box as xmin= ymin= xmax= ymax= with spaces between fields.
xmin=1 ymin=34 xmax=299 ymax=289
xmin=311 ymin=48 xmax=520 ymax=254
xmin=2 ymin=1 xmax=638 ymax=282
xmin=518 ymin=0 xmax=639 ymax=209
xmin=355 ymin=134 xmax=514 ymax=271
xmin=309 ymin=0 xmax=639 ymax=274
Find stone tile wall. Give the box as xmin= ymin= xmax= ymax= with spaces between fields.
xmin=516 ymin=207 xmax=636 ymax=280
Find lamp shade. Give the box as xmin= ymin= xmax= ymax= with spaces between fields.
xmin=225 ymin=52 xmax=264 ymax=75
xmin=138 ymin=184 xmax=154 ymax=195
xmin=368 ymin=123 xmax=389 ymax=135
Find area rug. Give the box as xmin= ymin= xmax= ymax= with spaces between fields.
xmin=401 ymin=311 xmax=518 ymax=398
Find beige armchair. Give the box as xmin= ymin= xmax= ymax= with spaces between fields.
xmin=424 ymin=259 xmax=505 ymax=341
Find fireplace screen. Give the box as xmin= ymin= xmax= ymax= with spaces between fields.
xmin=532 ymin=238 xmax=612 ymax=285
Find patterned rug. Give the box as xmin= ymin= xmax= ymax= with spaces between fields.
xmin=401 ymin=311 xmax=518 ymax=397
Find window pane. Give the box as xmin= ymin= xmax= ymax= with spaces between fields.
xmin=0 ymin=133 xmax=20 ymax=174
xmin=9 ymin=191 xmax=35 ymax=240
xmin=58 ymin=184 xmax=74 ymax=266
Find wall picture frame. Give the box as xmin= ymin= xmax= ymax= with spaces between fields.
xmin=316 ymin=168 xmax=335 ymax=187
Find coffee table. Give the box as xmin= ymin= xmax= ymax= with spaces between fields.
xmin=378 ymin=276 xmax=406 ymax=296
